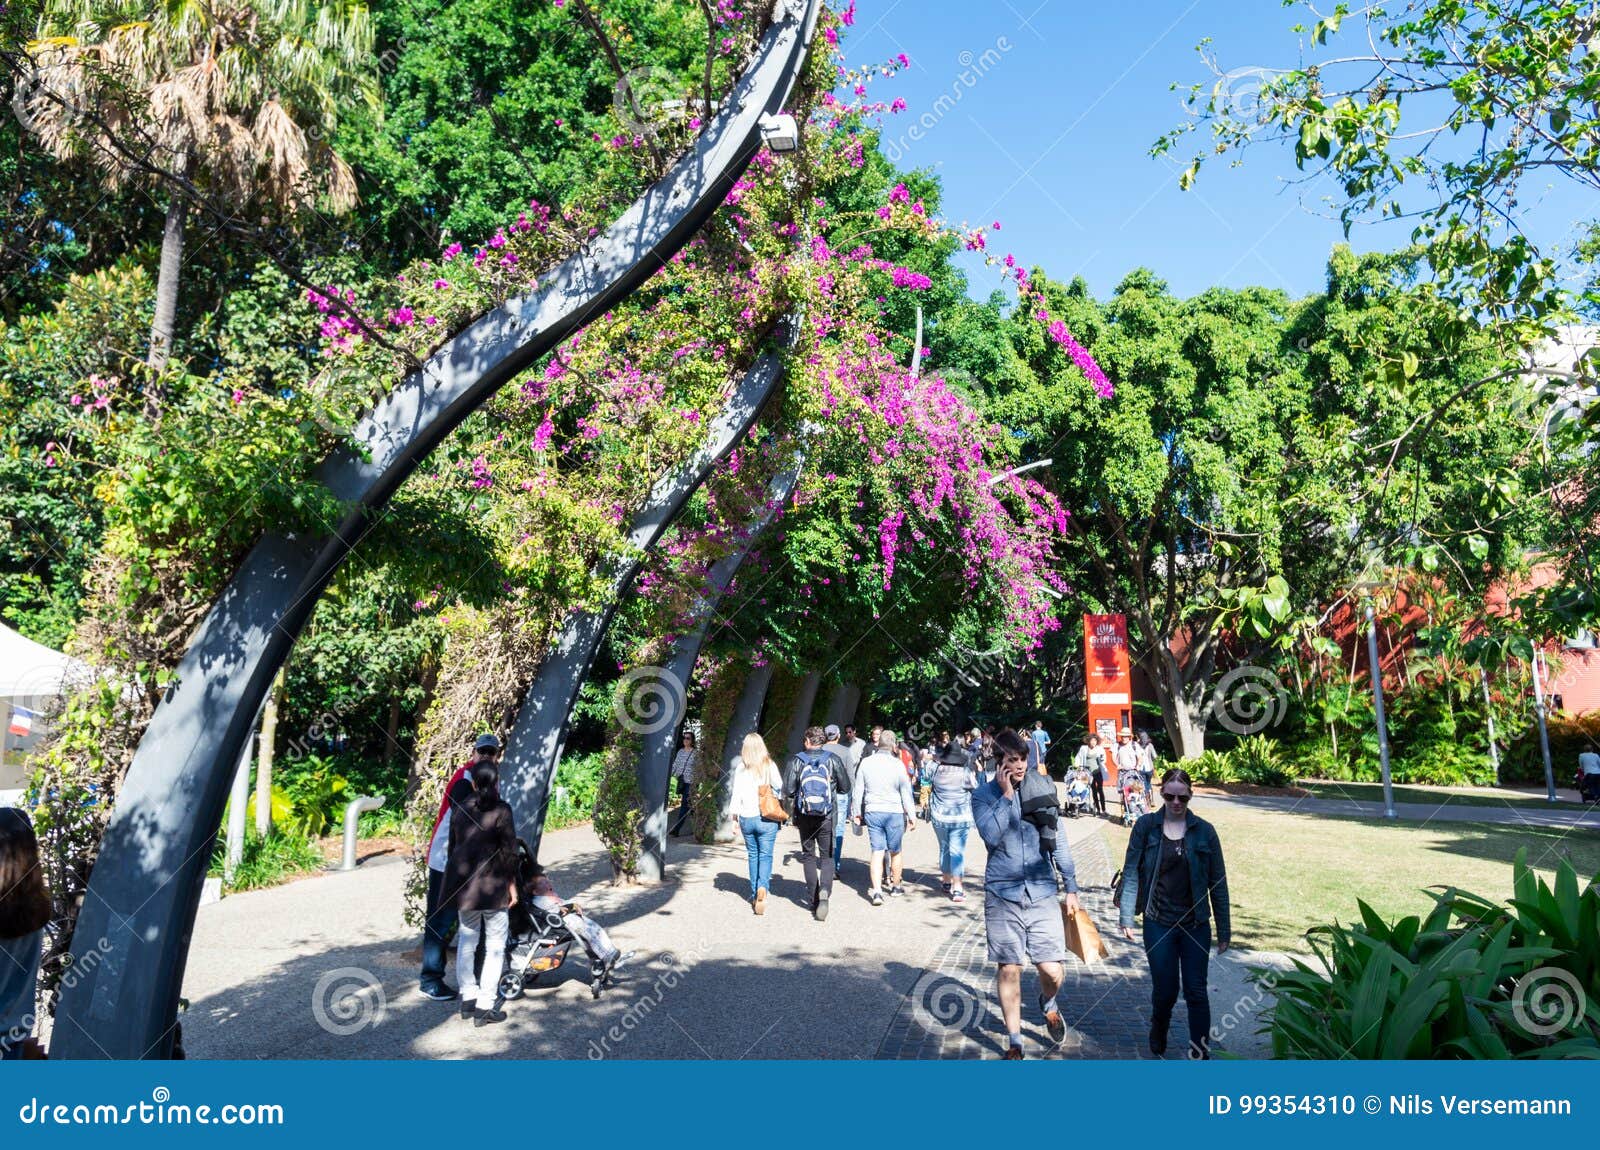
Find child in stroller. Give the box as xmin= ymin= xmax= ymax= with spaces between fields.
xmin=498 ymin=842 xmax=634 ymax=1002
xmin=1064 ymin=765 xmax=1093 ymax=819
xmin=1119 ymin=772 xmax=1148 ymax=825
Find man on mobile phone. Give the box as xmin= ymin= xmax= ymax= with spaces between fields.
xmin=972 ymin=730 xmax=1080 ymax=1059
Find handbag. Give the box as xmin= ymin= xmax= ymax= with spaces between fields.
xmin=1062 ymin=904 xmax=1109 ymax=965
xmin=757 ymin=783 xmax=788 ymax=824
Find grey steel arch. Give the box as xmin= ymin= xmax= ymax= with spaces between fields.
xmin=631 ymin=463 xmax=802 ymax=878
xmin=782 ymin=670 xmax=823 ymax=754
xmin=52 ymin=0 xmax=822 ymax=1061
xmin=504 ymin=329 xmax=797 ymax=859
xmin=823 ymin=683 xmax=861 ymax=729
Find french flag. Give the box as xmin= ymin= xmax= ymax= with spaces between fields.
xmin=7 ymin=706 xmax=34 ymax=737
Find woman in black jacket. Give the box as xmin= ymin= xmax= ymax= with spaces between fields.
xmin=1116 ymin=767 xmax=1231 ymax=1059
xmin=445 ymin=761 xmax=519 ymax=1026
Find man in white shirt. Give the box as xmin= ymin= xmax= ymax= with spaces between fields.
xmin=851 ymin=730 xmax=918 ymax=906
xmin=1579 ymin=744 xmax=1600 ymax=802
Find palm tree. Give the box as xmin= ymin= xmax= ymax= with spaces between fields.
xmin=17 ymin=0 xmax=378 ymax=390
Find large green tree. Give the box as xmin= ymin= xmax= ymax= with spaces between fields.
xmin=18 ymin=0 xmax=379 ymax=383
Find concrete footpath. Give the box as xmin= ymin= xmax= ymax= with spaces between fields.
xmin=179 ymin=815 xmax=1288 ymax=1060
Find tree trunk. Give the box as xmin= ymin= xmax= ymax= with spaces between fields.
xmin=145 ymin=174 xmax=188 ymax=409
xmin=383 ymin=695 xmax=402 ymax=764
xmin=254 ymin=666 xmax=286 ymax=837
xmin=1145 ymin=650 xmax=1208 ymax=759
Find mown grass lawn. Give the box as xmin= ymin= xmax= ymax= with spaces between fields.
xmin=1096 ymin=804 xmax=1600 ymax=955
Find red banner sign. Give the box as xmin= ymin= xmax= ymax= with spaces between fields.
xmin=1083 ymin=613 xmax=1132 ymax=784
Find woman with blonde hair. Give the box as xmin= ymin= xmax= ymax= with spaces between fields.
xmin=728 ymin=731 xmax=785 ymax=914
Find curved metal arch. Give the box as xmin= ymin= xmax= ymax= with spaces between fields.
xmin=631 ymin=462 xmax=803 ymax=878
xmin=52 ymin=0 xmax=822 ymax=1060
xmin=504 ymin=328 xmax=797 ymax=859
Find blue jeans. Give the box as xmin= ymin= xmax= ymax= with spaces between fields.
xmin=1143 ymin=917 xmax=1212 ymax=1058
xmin=832 ymin=792 xmax=850 ymax=870
xmin=933 ymin=820 xmax=970 ymax=880
xmin=739 ymin=815 xmax=779 ymax=898
xmin=420 ymin=866 xmax=457 ymax=992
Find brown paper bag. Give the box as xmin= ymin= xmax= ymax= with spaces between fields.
xmin=1062 ymin=904 xmax=1109 ymax=965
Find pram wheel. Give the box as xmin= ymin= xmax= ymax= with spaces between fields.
xmin=498 ymin=972 xmax=525 ymax=1001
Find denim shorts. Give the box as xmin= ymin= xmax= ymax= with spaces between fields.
xmin=864 ymin=811 xmax=906 ymax=852
xmin=984 ymin=891 xmax=1067 ymax=965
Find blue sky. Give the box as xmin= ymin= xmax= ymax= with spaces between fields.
xmin=841 ymin=0 xmax=1594 ymax=303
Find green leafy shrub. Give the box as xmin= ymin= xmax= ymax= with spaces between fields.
xmin=1229 ymin=736 xmax=1293 ymax=787
xmin=1502 ymin=712 xmax=1600 ymax=786
xmin=1263 ymin=851 xmax=1600 ymax=1059
xmin=209 ymin=831 xmax=325 ymax=893
xmin=1188 ymin=749 xmax=1238 ymax=785
xmin=545 ymin=751 xmax=604 ymax=832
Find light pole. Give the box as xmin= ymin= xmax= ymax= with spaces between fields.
xmin=1364 ymin=600 xmax=1397 ymax=819
xmin=1529 ymin=646 xmax=1558 ymax=802
xmin=988 ymin=458 xmax=1053 ymax=485
xmin=1480 ymin=669 xmax=1499 ymax=784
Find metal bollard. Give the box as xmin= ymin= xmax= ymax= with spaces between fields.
xmin=337 ymin=795 xmax=386 ymax=871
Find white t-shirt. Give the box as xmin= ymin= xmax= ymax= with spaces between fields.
xmin=728 ymin=761 xmax=784 ymax=819
xmin=427 ymin=809 xmax=452 ymax=872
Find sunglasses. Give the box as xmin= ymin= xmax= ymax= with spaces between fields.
xmin=1161 ymin=792 xmax=1192 ymax=804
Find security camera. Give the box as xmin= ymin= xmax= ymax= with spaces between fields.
xmin=759 ymin=111 xmax=799 ymax=153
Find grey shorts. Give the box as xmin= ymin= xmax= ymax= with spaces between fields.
xmin=984 ymin=891 xmax=1067 ymax=966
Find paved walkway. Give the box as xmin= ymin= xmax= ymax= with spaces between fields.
xmin=1200 ymin=791 xmax=1600 ymax=831
xmin=178 ymin=815 xmax=1288 ymax=1060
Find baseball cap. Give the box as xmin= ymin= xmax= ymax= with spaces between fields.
xmin=824 ymin=723 xmax=841 ymax=739
xmin=474 ymin=733 xmax=503 ymax=753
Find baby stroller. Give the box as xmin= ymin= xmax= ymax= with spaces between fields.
xmin=1119 ymin=775 xmax=1148 ymax=825
xmin=1064 ymin=775 xmax=1092 ymax=819
xmin=497 ymin=841 xmax=619 ymax=1002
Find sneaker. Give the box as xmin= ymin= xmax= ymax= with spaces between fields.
xmin=868 ymin=889 xmax=884 ymax=906
xmin=1040 ymin=998 xmax=1067 ymax=1044
xmin=815 ymin=895 xmax=829 ymax=922
xmin=939 ymin=879 xmax=951 ymax=892
xmin=474 ymin=1006 xmax=507 ymax=1027
xmin=419 ymin=983 xmax=455 ymax=1002
xmin=950 ymin=887 xmax=966 ymax=903
xmin=1001 ymin=1046 xmax=1024 ymax=1060
xmin=888 ymin=884 xmax=905 ymax=897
